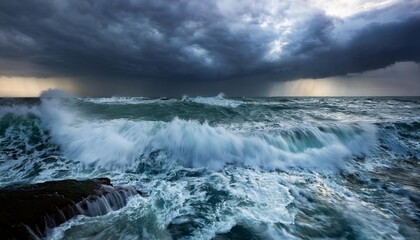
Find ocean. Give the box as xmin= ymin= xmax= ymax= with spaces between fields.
xmin=0 ymin=93 xmax=419 ymax=239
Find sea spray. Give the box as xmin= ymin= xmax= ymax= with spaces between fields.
xmin=38 ymin=96 xmax=377 ymax=170
xmin=1 ymin=94 xmax=419 ymax=239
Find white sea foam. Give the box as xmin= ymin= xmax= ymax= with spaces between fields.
xmin=0 ymin=105 xmax=40 ymax=118
xmin=83 ymin=97 xmax=177 ymax=105
xmin=39 ymin=96 xmax=377 ymax=171
xmin=83 ymin=97 xmax=144 ymax=104
xmin=47 ymin=167 xmax=296 ymax=240
xmin=189 ymin=93 xmax=244 ymax=107
xmin=2 ymin=93 xmax=418 ymax=240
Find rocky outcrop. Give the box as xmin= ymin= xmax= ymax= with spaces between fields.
xmin=0 ymin=178 xmax=141 ymax=239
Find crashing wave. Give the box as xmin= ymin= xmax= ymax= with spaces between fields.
xmin=38 ymin=96 xmax=377 ymax=171
xmin=189 ymin=93 xmax=244 ymax=107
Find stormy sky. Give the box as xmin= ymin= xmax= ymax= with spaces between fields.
xmin=0 ymin=0 xmax=419 ymax=96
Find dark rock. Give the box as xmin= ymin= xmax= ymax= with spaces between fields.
xmin=0 ymin=178 xmax=140 ymax=239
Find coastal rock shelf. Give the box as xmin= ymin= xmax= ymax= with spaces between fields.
xmin=0 ymin=178 xmax=141 ymax=239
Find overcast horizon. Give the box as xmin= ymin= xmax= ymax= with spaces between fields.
xmin=1 ymin=0 xmax=419 ymax=97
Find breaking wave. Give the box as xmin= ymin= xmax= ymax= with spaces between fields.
xmin=1 ymin=92 xmax=419 ymax=239
xmin=37 ymin=96 xmax=377 ymax=171
xmin=188 ymin=93 xmax=244 ymax=107
xmin=82 ymin=97 xmax=179 ymax=105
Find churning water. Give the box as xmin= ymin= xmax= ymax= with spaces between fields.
xmin=0 ymin=92 xmax=419 ymax=239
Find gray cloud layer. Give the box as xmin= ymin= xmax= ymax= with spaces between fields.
xmin=0 ymin=0 xmax=419 ymax=96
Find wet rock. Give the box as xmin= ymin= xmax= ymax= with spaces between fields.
xmin=0 ymin=178 xmax=140 ymax=239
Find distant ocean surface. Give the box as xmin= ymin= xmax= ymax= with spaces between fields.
xmin=1 ymin=93 xmax=419 ymax=239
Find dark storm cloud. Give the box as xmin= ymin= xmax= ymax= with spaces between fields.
xmin=0 ymin=0 xmax=419 ymax=95
xmin=271 ymin=16 xmax=420 ymax=80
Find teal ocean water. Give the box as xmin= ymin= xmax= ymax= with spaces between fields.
xmin=1 ymin=93 xmax=419 ymax=239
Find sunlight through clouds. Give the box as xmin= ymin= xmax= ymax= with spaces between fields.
xmin=0 ymin=0 xmax=418 ymax=96
xmin=270 ymin=62 xmax=420 ymax=96
xmin=0 ymin=77 xmax=77 ymax=97
xmin=310 ymin=0 xmax=400 ymax=18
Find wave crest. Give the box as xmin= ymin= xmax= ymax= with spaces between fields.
xmin=189 ymin=93 xmax=244 ymax=107
xmin=39 ymin=97 xmax=377 ymax=171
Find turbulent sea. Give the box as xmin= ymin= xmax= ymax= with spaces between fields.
xmin=0 ymin=93 xmax=419 ymax=239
